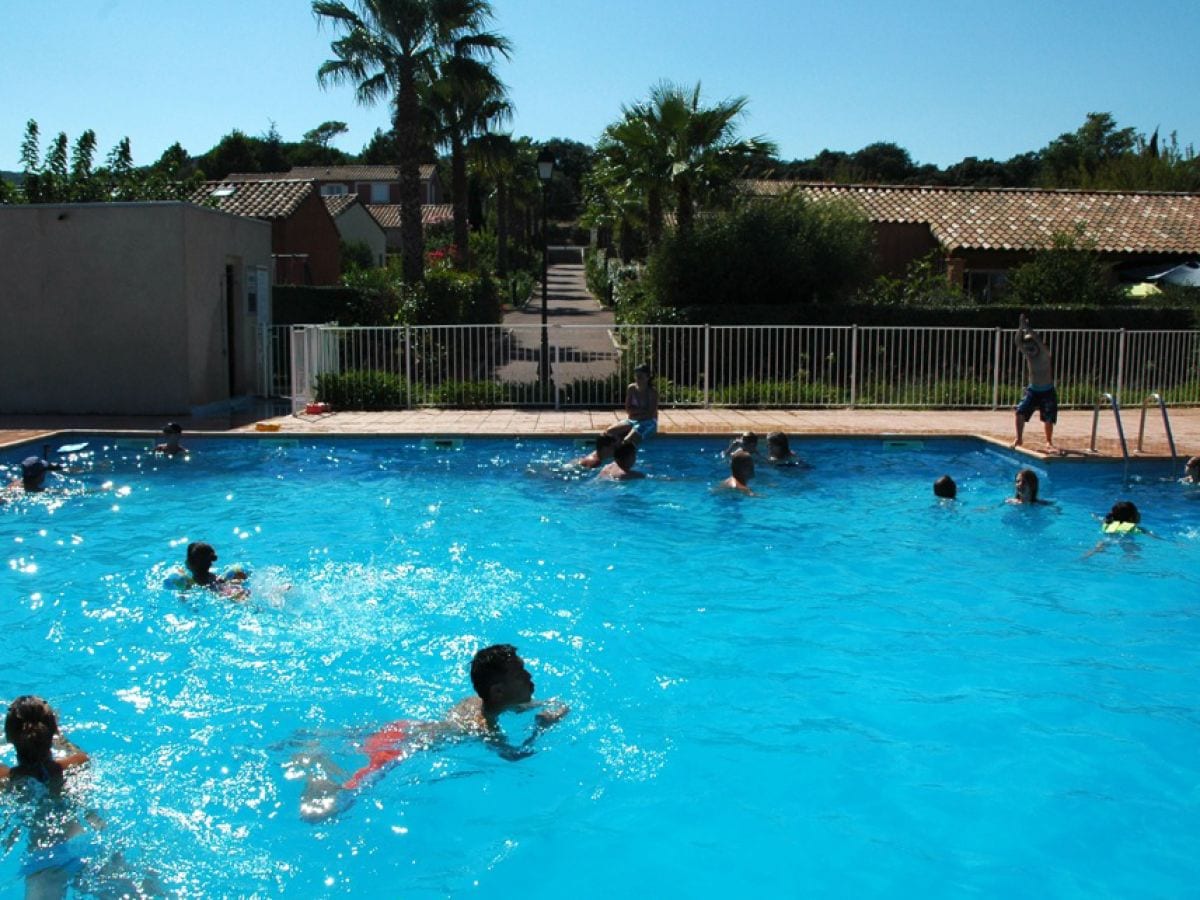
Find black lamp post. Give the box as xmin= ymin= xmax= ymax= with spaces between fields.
xmin=537 ymin=148 xmax=555 ymax=396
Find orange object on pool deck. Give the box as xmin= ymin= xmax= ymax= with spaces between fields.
xmin=254 ymin=422 xmax=282 ymax=432
xmin=343 ymin=719 xmax=415 ymax=790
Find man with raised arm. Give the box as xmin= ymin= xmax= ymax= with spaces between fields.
xmin=1012 ymin=313 xmax=1058 ymax=451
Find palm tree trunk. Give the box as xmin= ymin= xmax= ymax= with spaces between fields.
xmin=396 ymin=72 xmax=425 ymax=284
xmin=451 ymin=134 xmax=470 ymax=268
xmin=676 ymin=177 xmax=693 ymax=236
xmin=496 ymin=179 xmax=509 ymax=276
xmin=647 ymin=185 xmax=664 ymax=247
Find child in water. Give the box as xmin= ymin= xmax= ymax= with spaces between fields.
xmin=164 ymin=541 xmax=250 ymax=599
xmin=717 ymin=450 xmax=756 ymax=495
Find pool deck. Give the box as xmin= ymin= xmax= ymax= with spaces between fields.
xmin=2 ymin=406 xmax=1198 ymax=462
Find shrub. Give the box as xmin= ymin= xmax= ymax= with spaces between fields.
xmin=315 ymin=370 xmax=403 ymax=410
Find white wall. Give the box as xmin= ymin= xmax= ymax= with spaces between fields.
xmin=334 ymin=203 xmax=388 ymax=267
xmin=0 ymin=202 xmax=270 ymax=414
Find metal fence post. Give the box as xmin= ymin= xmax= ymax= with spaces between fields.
xmin=404 ymin=325 xmax=413 ymax=410
xmin=703 ymin=324 xmax=711 ymax=409
xmin=1116 ymin=328 xmax=1126 ymax=403
xmin=554 ymin=341 xmax=561 ymax=411
xmin=849 ymin=325 xmax=858 ymax=408
xmin=992 ymin=327 xmax=1002 ymax=410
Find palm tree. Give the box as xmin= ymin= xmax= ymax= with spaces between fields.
xmin=425 ymin=46 xmax=511 ymax=267
xmin=313 ymin=0 xmax=507 ymax=283
xmin=601 ymin=82 xmax=777 ymax=242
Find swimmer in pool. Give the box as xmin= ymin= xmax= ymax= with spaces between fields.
xmin=717 ymin=450 xmax=756 ymax=495
xmin=297 ymin=644 xmax=569 ymax=822
xmin=574 ymin=433 xmax=618 ymax=469
xmin=164 ymin=542 xmax=250 ymax=599
xmin=765 ymin=431 xmax=806 ymax=466
xmin=1006 ymin=468 xmax=1050 ymax=505
xmin=933 ymin=475 xmax=957 ymax=500
xmin=598 ymin=440 xmax=646 ymax=481
xmin=725 ymin=431 xmax=759 ymax=456
xmin=1084 ymin=500 xmax=1161 ymax=558
xmin=154 ymin=422 xmax=187 ymax=456
xmin=15 ymin=456 xmax=65 ymax=493
xmin=1181 ymin=456 xmax=1200 ymax=484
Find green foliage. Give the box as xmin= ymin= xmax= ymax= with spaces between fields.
xmin=315 ymin=370 xmax=404 ymax=409
xmin=341 ymin=239 xmax=376 ymax=271
xmin=640 ymin=193 xmax=873 ymax=319
xmin=501 ymin=270 xmax=535 ymax=308
xmin=411 ymin=268 xmax=501 ymax=324
xmin=1007 ymin=227 xmax=1126 ymax=307
xmin=858 ymin=251 xmax=968 ymax=307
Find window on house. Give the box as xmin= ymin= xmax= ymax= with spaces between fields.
xmin=320 ymin=184 xmax=348 ymax=196
xmin=965 ymin=270 xmax=1009 ymax=303
xmin=370 ymin=182 xmax=389 ymax=203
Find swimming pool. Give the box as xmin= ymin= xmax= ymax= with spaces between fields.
xmin=1 ymin=435 xmax=1197 ymax=897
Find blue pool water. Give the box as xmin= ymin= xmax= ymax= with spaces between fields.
xmin=1 ymin=435 xmax=1198 ymax=897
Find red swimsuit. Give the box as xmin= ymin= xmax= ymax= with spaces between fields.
xmin=342 ymin=720 xmax=415 ymax=790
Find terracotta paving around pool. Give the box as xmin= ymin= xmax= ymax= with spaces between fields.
xmin=3 ymin=406 xmax=1198 ymax=464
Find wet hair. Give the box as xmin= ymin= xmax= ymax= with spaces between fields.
xmin=613 ymin=441 xmax=638 ymax=470
xmin=766 ymin=432 xmax=790 ymax=458
xmin=1186 ymin=456 xmax=1200 ymax=476
xmin=730 ymin=450 xmax=754 ymax=483
xmin=739 ymin=432 xmax=759 ymax=450
xmin=933 ymin=475 xmax=957 ymax=499
xmin=1104 ymin=500 xmax=1140 ymax=524
xmin=470 ymin=644 xmax=521 ymax=699
xmin=186 ymin=541 xmax=217 ymax=575
xmin=633 ymin=363 xmax=652 ymax=380
xmin=595 ymin=433 xmax=618 ymax=453
xmin=163 ymin=422 xmax=183 ymax=435
xmin=1015 ymin=468 xmax=1039 ymax=501
xmin=5 ymin=696 xmax=58 ymax=768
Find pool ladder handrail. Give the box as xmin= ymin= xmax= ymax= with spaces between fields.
xmin=1135 ymin=392 xmax=1178 ymax=464
xmin=1089 ymin=392 xmax=1129 ymax=460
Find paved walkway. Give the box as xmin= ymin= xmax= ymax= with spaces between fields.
xmin=4 ymin=406 xmax=1198 ymax=463
xmin=497 ymin=246 xmax=619 ymax=387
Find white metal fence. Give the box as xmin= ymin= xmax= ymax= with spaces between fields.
xmin=258 ymin=324 xmax=1200 ymax=411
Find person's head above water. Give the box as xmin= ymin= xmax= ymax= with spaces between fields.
xmin=1104 ymin=500 xmax=1140 ymax=524
xmin=19 ymin=456 xmax=60 ymax=491
xmin=1185 ymin=456 xmax=1200 ymax=480
xmin=470 ymin=644 xmax=534 ymax=710
xmin=766 ymin=432 xmax=791 ymax=459
xmin=4 ymin=695 xmax=58 ymax=768
xmin=1014 ymin=468 xmax=1040 ymax=502
xmin=933 ymin=475 xmax=957 ymax=499
xmin=730 ymin=449 xmax=755 ymax=483
xmin=613 ymin=440 xmax=638 ymax=471
xmin=186 ymin=541 xmax=218 ymax=579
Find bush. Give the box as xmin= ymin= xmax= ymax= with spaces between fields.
xmin=341 ymin=239 xmax=376 ymax=271
xmin=1007 ymin=228 xmax=1126 ymax=307
xmin=403 ymin=268 xmax=500 ymax=325
xmin=315 ymin=370 xmax=404 ymax=409
xmin=642 ymin=194 xmax=874 ymax=315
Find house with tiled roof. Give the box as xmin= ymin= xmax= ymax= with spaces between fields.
xmin=742 ymin=181 xmax=1200 ymax=298
xmin=323 ymin=194 xmax=386 ymax=268
xmin=230 ymin=165 xmax=442 ymax=206
xmin=193 ymin=179 xmax=341 ymax=285
xmin=365 ymin=203 xmax=454 ymax=256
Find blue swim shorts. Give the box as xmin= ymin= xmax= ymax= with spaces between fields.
xmin=627 ymin=418 xmax=657 ymax=440
xmin=1016 ymin=385 xmax=1058 ymax=423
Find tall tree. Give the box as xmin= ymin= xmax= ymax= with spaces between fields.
xmin=314 ymin=0 xmax=508 ymax=283
xmin=603 ymin=82 xmax=776 ymax=240
xmin=426 ymin=43 xmax=511 ymax=266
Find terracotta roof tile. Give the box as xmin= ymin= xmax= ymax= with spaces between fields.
xmin=741 ymin=181 xmax=1200 ymax=255
xmin=366 ymin=203 xmax=454 ymax=228
xmin=287 ymin=165 xmax=437 ymax=181
xmin=192 ymin=179 xmax=315 ymax=219
xmin=323 ymin=193 xmax=360 ymax=218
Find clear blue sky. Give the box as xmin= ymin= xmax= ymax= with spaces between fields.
xmin=3 ymin=0 xmax=1197 ymax=172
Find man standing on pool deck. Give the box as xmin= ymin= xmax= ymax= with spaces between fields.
xmin=1013 ymin=313 xmax=1058 ymax=451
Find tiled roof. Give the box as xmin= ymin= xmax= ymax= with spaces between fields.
xmin=366 ymin=203 xmax=455 ymax=228
xmin=287 ymin=164 xmax=437 ymax=181
xmin=192 ymin=179 xmax=315 ymax=219
xmin=741 ymin=180 xmax=1200 ymax=255
xmin=323 ymin=193 xmax=360 ymax=218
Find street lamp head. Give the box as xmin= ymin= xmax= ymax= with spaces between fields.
xmin=537 ymin=148 xmax=555 ymax=183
